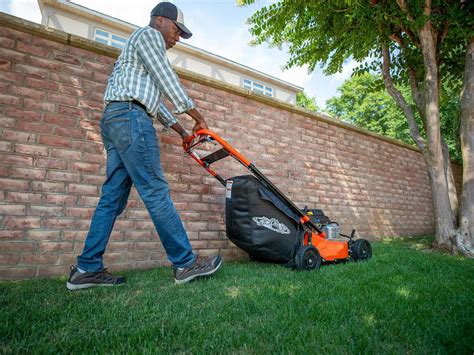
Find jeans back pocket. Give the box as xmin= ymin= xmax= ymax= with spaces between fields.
xmin=104 ymin=117 xmax=132 ymax=152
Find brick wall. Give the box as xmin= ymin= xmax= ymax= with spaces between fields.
xmin=0 ymin=14 xmax=462 ymax=279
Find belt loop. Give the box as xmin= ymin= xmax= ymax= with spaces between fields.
xmin=129 ymin=101 xmax=133 ymax=110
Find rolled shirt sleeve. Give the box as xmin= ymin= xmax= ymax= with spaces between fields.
xmin=157 ymin=103 xmax=178 ymax=128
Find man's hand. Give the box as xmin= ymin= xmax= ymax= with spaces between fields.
xmin=187 ymin=108 xmax=209 ymax=134
xmin=169 ymin=108 xmax=209 ymax=144
xmin=192 ymin=119 xmax=208 ymax=134
xmin=182 ymin=133 xmax=194 ymax=148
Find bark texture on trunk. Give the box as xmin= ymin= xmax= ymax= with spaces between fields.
xmin=458 ymin=37 xmax=474 ymax=257
xmin=381 ymin=39 xmax=454 ymax=246
xmin=418 ymin=21 xmax=456 ymax=246
xmin=442 ymin=139 xmax=459 ymax=222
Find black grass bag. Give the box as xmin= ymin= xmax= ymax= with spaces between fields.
xmin=225 ymin=175 xmax=302 ymax=263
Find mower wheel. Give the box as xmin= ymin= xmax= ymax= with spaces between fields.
xmin=350 ymin=239 xmax=372 ymax=261
xmin=295 ymin=245 xmax=321 ymax=271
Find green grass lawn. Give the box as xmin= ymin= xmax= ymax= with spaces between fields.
xmin=1 ymin=237 xmax=473 ymax=353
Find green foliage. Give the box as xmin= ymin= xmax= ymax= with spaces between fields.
xmin=1 ymin=240 xmax=474 ymax=353
xmin=327 ymin=73 xmax=415 ymax=142
xmin=238 ymin=1 xmax=472 ymax=85
xmin=296 ymin=91 xmax=321 ymax=112
xmin=237 ymin=0 xmax=471 ymax=166
xmin=326 ymin=73 xmax=462 ymax=162
xmin=439 ymin=85 xmax=462 ymax=163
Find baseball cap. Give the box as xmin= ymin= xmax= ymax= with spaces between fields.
xmin=150 ymin=2 xmax=192 ymax=39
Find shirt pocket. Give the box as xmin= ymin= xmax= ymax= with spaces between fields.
xmin=104 ymin=117 xmax=132 ymax=152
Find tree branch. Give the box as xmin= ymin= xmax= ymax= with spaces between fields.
xmin=424 ymin=0 xmax=432 ymax=16
xmin=396 ymin=0 xmax=414 ymax=21
xmin=388 ymin=33 xmax=425 ymax=123
xmin=381 ymin=43 xmax=426 ymax=152
xmin=400 ymin=25 xmax=421 ymax=49
xmin=407 ymin=67 xmax=426 ymax=122
xmin=389 ymin=32 xmax=405 ymax=48
xmin=438 ymin=20 xmax=448 ymax=44
xmin=436 ymin=20 xmax=449 ymax=69
xmin=392 ymin=2 xmax=421 ymax=48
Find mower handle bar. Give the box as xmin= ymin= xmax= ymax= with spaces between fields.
xmin=182 ymin=129 xmax=328 ymax=234
xmin=183 ymin=129 xmax=251 ymax=167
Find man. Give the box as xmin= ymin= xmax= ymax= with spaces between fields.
xmin=66 ymin=2 xmax=222 ymax=290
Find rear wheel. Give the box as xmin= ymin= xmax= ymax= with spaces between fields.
xmin=350 ymin=239 xmax=372 ymax=261
xmin=294 ymin=245 xmax=321 ymax=271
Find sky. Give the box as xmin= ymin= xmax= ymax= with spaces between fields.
xmin=0 ymin=0 xmax=358 ymax=108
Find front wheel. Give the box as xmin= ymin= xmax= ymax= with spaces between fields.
xmin=350 ymin=239 xmax=372 ymax=261
xmin=294 ymin=245 xmax=322 ymax=271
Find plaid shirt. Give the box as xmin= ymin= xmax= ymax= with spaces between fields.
xmin=104 ymin=26 xmax=194 ymax=128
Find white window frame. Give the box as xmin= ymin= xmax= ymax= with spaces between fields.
xmin=94 ymin=28 xmax=127 ymax=49
xmin=243 ymin=78 xmax=273 ymax=97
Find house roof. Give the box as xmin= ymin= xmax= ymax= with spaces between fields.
xmin=38 ymin=0 xmax=303 ymax=92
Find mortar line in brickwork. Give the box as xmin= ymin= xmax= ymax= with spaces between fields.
xmin=0 ymin=12 xmax=431 ymax=155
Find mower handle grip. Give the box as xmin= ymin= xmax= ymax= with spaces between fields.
xmin=183 ymin=129 xmax=251 ymax=167
xmin=182 ymin=129 xmax=212 ymax=152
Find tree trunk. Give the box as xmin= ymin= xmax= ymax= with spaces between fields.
xmin=418 ymin=21 xmax=456 ymax=248
xmin=381 ymin=40 xmax=455 ymax=247
xmin=457 ymin=37 xmax=474 ymax=257
xmin=441 ymin=138 xmax=459 ymax=221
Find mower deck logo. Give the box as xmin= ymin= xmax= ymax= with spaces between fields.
xmin=252 ymin=216 xmax=290 ymax=235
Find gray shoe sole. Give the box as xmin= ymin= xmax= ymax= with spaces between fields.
xmin=66 ymin=282 xmax=124 ymax=290
xmin=174 ymin=258 xmax=222 ymax=285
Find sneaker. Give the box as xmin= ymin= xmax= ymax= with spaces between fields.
xmin=66 ymin=265 xmax=126 ymax=290
xmin=174 ymin=255 xmax=222 ymax=284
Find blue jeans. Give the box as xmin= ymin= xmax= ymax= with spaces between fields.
xmin=77 ymin=102 xmax=196 ymax=271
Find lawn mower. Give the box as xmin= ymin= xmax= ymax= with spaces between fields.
xmin=183 ymin=129 xmax=372 ymax=270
